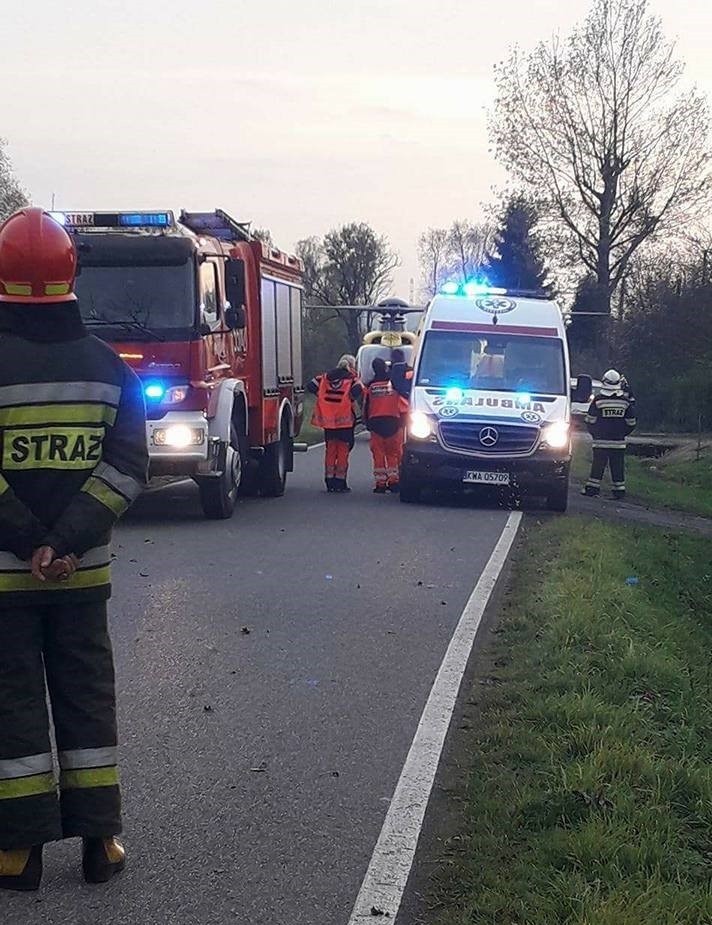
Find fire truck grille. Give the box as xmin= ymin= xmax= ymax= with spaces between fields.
xmin=439 ymin=421 xmax=539 ymax=455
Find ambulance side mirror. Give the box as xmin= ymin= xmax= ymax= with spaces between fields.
xmin=571 ymin=374 xmax=593 ymax=403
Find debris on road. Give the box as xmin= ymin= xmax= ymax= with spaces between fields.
xmin=241 ymin=626 xmax=251 ymax=635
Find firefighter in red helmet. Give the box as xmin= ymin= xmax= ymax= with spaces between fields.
xmin=0 ymin=208 xmax=148 ymax=890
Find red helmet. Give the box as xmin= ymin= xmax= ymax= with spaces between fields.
xmin=0 ymin=207 xmax=77 ymax=304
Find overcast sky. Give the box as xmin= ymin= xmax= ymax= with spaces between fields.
xmin=3 ymin=0 xmax=711 ymax=295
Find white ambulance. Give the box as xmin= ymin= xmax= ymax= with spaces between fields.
xmin=400 ymin=286 xmax=591 ymax=511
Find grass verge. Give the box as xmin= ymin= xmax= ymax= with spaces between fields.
xmin=572 ymin=438 xmax=712 ymax=517
xmin=427 ymin=517 xmax=712 ymax=925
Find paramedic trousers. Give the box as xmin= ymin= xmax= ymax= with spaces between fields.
xmin=324 ymin=428 xmax=355 ymax=486
xmin=0 ymin=601 xmax=121 ymax=850
xmin=370 ymin=432 xmax=403 ymax=488
xmin=586 ymin=447 xmax=626 ymax=496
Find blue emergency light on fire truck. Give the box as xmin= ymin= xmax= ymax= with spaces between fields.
xmin=52 ymin=208 xmax=305 ymax=520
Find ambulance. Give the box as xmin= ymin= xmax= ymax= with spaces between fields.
xmin=400 ymin=284 xmax=591 ymax=511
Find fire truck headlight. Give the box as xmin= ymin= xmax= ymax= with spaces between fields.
xmin=542 ymin=421 xmax=570 ymax=449
xmin=409 ymin=411 xmax=433 ymax=440
xmin=154 ymin=425 xmax=205 ymax=448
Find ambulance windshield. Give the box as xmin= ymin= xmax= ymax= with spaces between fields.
xmin=76 ymin=262 xmax=195 ymax=332
xmin=417 ymin=331 xmax=566 ymax=395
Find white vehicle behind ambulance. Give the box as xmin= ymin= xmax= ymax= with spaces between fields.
xmin=400 ymin=286 xmax=591 ymax=511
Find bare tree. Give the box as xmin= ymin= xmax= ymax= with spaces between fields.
xmin=447 ymin=221 xmax=494 ymax=283
xmin=251 ymin=227 xmax=273 ymax=247
xmin=297 ymin=222 xmax=399 ymax=350
xmin=418 ymin=227 xmax=449 ymax=296
xmin=491 ymin=0 xmax=712 ymax=313
xmin=0 ymin=139 xmax=27 ymax=221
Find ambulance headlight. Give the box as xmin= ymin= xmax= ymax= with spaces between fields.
xmin=153 ymin=425 xmax=205 ymax=448
xmin=542 ymin=422 xmax=570 ymax=449
xmin=409 ymin=411 xmax=433 ymax=440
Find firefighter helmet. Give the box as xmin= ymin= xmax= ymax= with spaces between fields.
xmin=600 ymin=369 xmax=623 ymax=395
xmin=0 ymin=207 xmax=78 ymax=304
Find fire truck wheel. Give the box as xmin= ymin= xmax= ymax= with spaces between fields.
xmin=198 ymin=425 xmax=242 ymax=519
xmin=259 ymin=420 xmax=291 ymax=497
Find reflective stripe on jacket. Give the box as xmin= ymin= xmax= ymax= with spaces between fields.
xmin=311 ymin=375 xmax=357 ymax=429
xmin=365 ymin=380 xmax=401 ymax=421
xmin=586 ymin=393 xmax=637 ymax=449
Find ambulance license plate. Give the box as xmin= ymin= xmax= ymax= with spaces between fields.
xmin=463 ymin=470 xmax=510 ymax=485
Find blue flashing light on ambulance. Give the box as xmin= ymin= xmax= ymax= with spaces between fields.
xmin=400 ymin=282 xmax=591 ymax=511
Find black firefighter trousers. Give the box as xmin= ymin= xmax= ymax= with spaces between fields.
xmin=586 ymin=446 xmax=626 ymax=495
xmin=0 ymin=601 xmax=121 ymax=849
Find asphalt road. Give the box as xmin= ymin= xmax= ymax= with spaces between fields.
xmin=3 ymin=434 xmax=510 ymax=925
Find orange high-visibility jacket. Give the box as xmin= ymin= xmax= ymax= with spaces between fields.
xmin=311 ymin=374 xmax=358 ymax=429
xmin=365 ymin=379 xmax=401 ymax=421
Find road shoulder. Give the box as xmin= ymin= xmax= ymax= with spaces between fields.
xmin=402 ymin=514 xmax=712 ymax=925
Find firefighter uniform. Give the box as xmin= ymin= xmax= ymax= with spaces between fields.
xmin=583 ymin=370 xmax=636 ymax=499
xmin=308 ymin=357 xmax=363 ymax=492
xmin=0 ymin=208 xmax=148 ymax=890
xmin=364 ymin=359 xmax=403 ymax=493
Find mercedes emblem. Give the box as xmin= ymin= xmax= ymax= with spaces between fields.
xmin=479 ymin=426 xmax=499 ymax=448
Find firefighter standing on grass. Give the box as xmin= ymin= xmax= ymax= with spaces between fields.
xmin=582 ymin=369 xmax=637 ymax=500
xmin=0 ymin=208 xmax=148 ymax=891
xmin=364 ymin=358 xmax=402 ymax=493
xmin=308 ymin=355 xmax=363 ymax=493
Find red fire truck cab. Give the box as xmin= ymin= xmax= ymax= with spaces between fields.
xmin=54 ymin=209 xmax=304 ymax=518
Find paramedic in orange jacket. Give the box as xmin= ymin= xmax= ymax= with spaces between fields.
xmin=364 ymin=358 xmax=403 ymax=494
xmin=307 ymin=355 xmax=363 ymax=493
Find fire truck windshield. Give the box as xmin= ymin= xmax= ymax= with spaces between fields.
xmin=75 ymin=262 xmax=196 ymax=334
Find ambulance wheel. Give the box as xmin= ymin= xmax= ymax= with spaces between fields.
xmin=259 ymin=422 xmax=291 ymax=497
xmin=199 ymin=425 xmax=242 ymax=519
xmin=399 ymin=475 xmax=421 ymax=503
xmin=546 ymin=479 xmax=569 ymax=513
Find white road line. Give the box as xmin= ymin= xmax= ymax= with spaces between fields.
xmin=347 ymin=511 xmax=523 ymax=923
xmin=308 ymin=441 xmax=325 ymax=451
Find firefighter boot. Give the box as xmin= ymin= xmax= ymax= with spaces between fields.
xmin=82 ymin=837 xmax=126 ymax=884
xmin=0 ymin=846 xmax=43 ymax=892
xmin=580 ymin=486 xmax=600 ymax=497
xmin=325 ymin=478 xmax=338 ymax=493
xmin=373 ymin=485 xmax=387 ymax=494
xmin=612 ymin=490 xmax=626 ymax=501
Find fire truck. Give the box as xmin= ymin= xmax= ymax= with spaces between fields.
xmin=52 ymin=209 xmax=304 ymax=519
